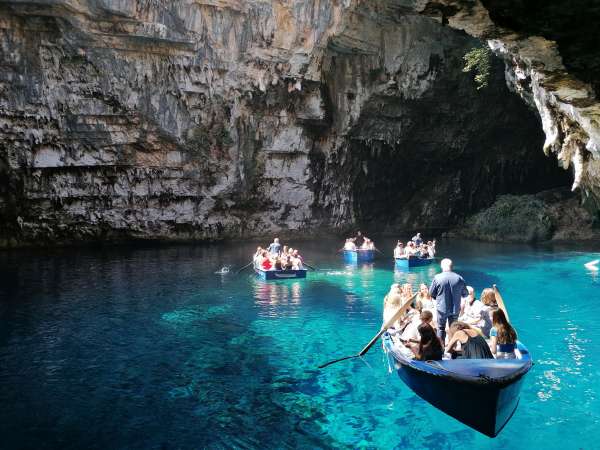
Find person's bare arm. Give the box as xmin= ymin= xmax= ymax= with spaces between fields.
xmin=445 ymin=331 xmax=463 ymax=353
xmin=489 ymin=336 xmax=497 ymax=355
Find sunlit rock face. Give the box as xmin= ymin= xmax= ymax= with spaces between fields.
xmin=0 ymin=0 xmax=573 ymax=245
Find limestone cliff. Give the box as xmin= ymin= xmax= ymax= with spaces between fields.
xmin=0 ymin=0 xmax=583 ymax=245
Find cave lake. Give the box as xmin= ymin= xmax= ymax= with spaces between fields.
xmin=1 ymin=238 xmax=599 ymax=449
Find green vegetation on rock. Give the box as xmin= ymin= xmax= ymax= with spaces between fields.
xmin=463 ymin=46 xmax=492 ymax=90
xmin=463 ymin=194 xmax=554 ymax=242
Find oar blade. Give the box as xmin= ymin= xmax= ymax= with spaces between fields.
xmin=493 ymin=284 xmax=510 ymax=322
xmin=318 ymin=354 xmax=358 ymax=369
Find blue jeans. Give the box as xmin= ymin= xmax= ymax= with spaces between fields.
xmin=437 ymin=310 xmax=457 ymax=342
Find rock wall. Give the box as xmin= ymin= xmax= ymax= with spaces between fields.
xmin=414 ymin=0 xmax=600 ymax=218
xmin=0 ymin=0 xmax=576 ymax=245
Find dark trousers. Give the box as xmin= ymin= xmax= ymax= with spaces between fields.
xmin=437 ymin=310 xmax=457 ymax=343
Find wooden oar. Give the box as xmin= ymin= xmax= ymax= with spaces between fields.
xmin=492 ymin=284 xmax=509 ymax=322
xmin=303 ymin=262 xmax=317 ymax=271
xmin=318 ymin=291 xmax=418 ymax=369
xmin=235 ymin=261 xmax=254 ymax=274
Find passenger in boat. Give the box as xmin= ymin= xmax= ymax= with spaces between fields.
xmin=283 ymin=255 xmax=293 ymax=270
xmin=412 ymin=232 xmax=423 ymax=246
xmin=402 ymin=308 xmax=435 ymax=343
xmin=394 ymin=241 xmax=405 ymax=259
xmin=405 ymin=242 xmax=418 ymax=257
xmin=291 ymin=255 xmax=303 ymax=270
xmin=416 ymin=283 xmax=437 ymax=325
xmin=260 ymin=251 xmax=273 ymax=270
xmin=344 ymin=239 xmax=356 ymax=251
xmin=292 ymin=249 xmax=303 ymax=264
xmin=354 ymin=231 xmax=365 ymax=247
xmin=406 ymin=322 xmax=444 ymax=361
xmin=274 ymin=257 xmax=283 ymax=271
xmin=479 ymin=288 xmax=498 ymax=337
xmin=489 ymin=308 xmax=517 ymax=359
xmin=446 ymin=321 xmax=494 ymax=359
xmin=429 ymin=258 xmax=468 ymax=342
xmin=367 ymin=238 xmax=376 ymax=250
xmin=267 ymin=237 xmax=281 ymax=255
xmin=400 ymin=283 xmax=414 ymax=302
xmin=384 ymin=283 xmax=402 ymax=304
xmin=428 ymin=240 xmax=436 ymax=257
xmin=459 ymin=286 xmax=484 ymax=329
xmin=382 ymin=289 xmax=406 ymax=331
xmin=361 ymin=238 xmax=371 ymax=250
xmin=254 ymin=247 xmax=263 ymax=267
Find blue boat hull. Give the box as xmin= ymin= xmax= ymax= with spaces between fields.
xmin=383 ymin=335 xmax=532 ymax=437
xmin=255 ymin=268 xmax=307 ymax=280
xmin=343 ymin=249 xmax=375 ymax=263
xmin=394 ymin=257 xmax=434 ymax=268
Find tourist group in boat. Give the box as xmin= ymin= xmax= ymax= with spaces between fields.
xmin=253 ymin=238 xmax=305 ymax=271
xmin=383 ymin=258 xmax=517 ymax=360
xmin=393 ymin=232 xmax=436 ymax=259
xmin=247 ymin=233 xmax=529 ymax=437
xmin=343 ymin=230 xmax=376 ymax=251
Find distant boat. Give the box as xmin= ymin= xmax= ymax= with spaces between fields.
xmin=343 ymin=249 xmax=375 ymax=263
xmin=395 ymin=256 xmax=434 ymax=268
xmin=584 ymin=259 xmax=599 ymax=271
xmin=382 ymin=338 xmax=532 ymax=437
xmin=255 ymin=267 xmax=307 ymax=280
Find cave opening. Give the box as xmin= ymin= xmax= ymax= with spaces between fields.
xmin=331 ymin=38 xmax=574 ymax=233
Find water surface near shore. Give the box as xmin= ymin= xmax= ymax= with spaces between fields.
xmin=1 ymin=238 xmax=599 ymax=449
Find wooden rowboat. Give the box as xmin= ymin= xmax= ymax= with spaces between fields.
xmin=394 ymin=256 xmax=434 ymax=268
xmin=382 ymin=336 xmax=532 ymax=436
xmin=254 ymin=267 xmax=307 ymax=280
xmin=343 ymin=249 xmax=375 ymax=263
xmin=382 ymin=285 xmax=531 ymax=437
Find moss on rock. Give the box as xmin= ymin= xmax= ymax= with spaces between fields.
xmin=461 ymin=194 xmax=554 ymax=242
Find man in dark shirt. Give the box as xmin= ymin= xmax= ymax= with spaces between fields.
xmin=429 ymin=258 xmax=468 ymax=342
xmin=354 ymin=231 xmax=365 ymax=248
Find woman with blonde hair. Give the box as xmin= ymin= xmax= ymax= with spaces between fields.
xmin=401 ymin=283 xmax=414 ymax=302
xmin=382 ymin=292 xmax=407 ymax=332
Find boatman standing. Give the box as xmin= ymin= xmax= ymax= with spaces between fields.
xmin=354 ymin=231 xmax=365 ymax=248
xmin=429 ymin=258 xmax=468 ymax=342
xmin=267 ymin=237 xmax=281 ymax=255
xmin=412 ymin=232 xmax=423 ymax=246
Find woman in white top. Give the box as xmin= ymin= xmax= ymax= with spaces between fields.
xmin=383 ymin=292 xmax=405 ymax=331
xmin=394 ymin=241 xmax=405 ymax=258
xmin=459 ymin=286 xmax=484 ymax=326
xmin=405 ymin=242 xmax=417 ymax=256
xmin=343 ymin=239 xmax=356 ymax=251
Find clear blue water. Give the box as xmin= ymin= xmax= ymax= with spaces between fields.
xmin=1 ymin=239 xmax=600 ymax=449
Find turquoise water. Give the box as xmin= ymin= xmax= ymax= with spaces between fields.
xmin=1 ymin=239 xmax=599 ymax=449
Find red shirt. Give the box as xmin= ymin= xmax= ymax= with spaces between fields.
xmin=261 ymin=259 xmax=272 ymax=270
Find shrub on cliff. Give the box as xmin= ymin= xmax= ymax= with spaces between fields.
xmin=463 ymin=46 xmax=491 ymax=90
xmin=463 ymin=194 xmax=554 ymax=242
